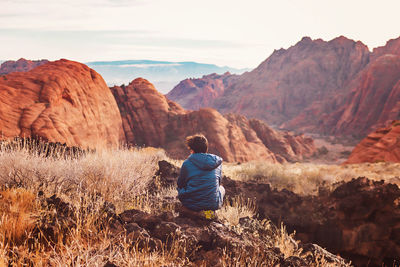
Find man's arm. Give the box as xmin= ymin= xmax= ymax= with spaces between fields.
xmin=177 ymin=162 xmax=188 ymax=189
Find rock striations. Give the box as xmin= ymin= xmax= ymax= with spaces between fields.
xmin=0 ymin=58 xmax=49 ymax=75
xmin=345 ymin=121 xmax=400 ymax=164
xmin=166 ymin=72 xmax=239 ymax=110
xmin=0 ymin=59 xmax=125 ymax=149
xmin=111 ymin=78 xmax=316 ymax=162
xmin=168 ymin=35 xmax=400 ymax=139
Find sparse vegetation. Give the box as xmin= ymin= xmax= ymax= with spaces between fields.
xmin=223 ymin=160 xmax=400 ymax=195
xmin=0 ymin=139 xmax=359 ymax=265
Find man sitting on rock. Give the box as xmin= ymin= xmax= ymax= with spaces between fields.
xmin=177 ymin=134 xmax=225 ymax=219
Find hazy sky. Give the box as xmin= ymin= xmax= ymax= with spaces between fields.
xmin=1 ymin=0 xmax=399 ymax=68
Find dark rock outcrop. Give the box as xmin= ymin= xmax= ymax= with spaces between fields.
xmin=156 ymin=160 xmax=400 ymax=266
xmin=222 ymin=176 xmax=400 ymax=267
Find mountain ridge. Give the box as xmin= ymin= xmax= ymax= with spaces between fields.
xmin=168 ymin=35 xmax=400 ymax=139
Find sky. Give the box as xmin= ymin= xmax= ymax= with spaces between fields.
xmin=1 ymin=0 xmax=400 ymax=68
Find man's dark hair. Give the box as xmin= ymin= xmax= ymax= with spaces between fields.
xmin=186 ymin=134 xmax=208 ymax=153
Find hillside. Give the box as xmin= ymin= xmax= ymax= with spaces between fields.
xmin=0 ymin=59 xmax=315 ymax=163
xmin=168 ymin=36 xmax=400 ymax=138
xmin=345 ymin=120 xmax=400 ymax=164
xmin=111 ymin=78 xmax=315 ymax=163
xmin=0 ymin=59 xmax=124 ymax=148
xmin=166 ymin=72 xmax=240 ymax=110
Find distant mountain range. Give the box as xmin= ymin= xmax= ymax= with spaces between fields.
xmin=85 ymin=60 xmax=249 ymax=94
xmin=168 ymin=36 xmax=400 ymax=139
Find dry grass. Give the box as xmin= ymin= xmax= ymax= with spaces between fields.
xmin=224 ymin=161 xmax=400 ymax=195
xmin=0 ymin=143 xmax=167 ymax=212
xmin=217 ymin=196 xmax=257 ymax=226
xmin=0 ymin=141 xmax=190 ymax=266
xmin=0 ymin=139 xmax=358 ymax=266
xmin=0 ymin=188 xmax=38 ymax=245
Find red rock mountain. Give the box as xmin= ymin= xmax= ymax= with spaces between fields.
xmin=284 ymin=53 xmax=400 ymax=137
xmin=168 ymin=36 xmax=400 ymax=139
xmin=345 ymin=121 xmax=400 ymax=164
xmin=169 ymin=36 xmax=370 ymax=125
xmin=111 ymin=78 xmax=315 ymax=162
xmin=166 ymin=72 xmax=239 ymax=110
xmin=0 ymin=59 xmax=124 ymax=148
xmin=0 ymin=58 xmax=49 ymax=75
xmin=372 ymin=36 xmax=400 ymax=59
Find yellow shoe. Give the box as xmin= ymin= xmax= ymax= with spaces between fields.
xmin=202 ymin=210 xmax=216 ymax=220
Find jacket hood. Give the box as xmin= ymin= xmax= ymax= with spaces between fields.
xmin=188 ymin=153 xmax=222 ymax=171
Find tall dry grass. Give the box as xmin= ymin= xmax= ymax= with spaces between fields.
xmin=0 ymin=139 xmax=355 ymax=266
xmin=0 ymin=188 xmax=37 ymax=245
xmin=0 ymin=142 xmax=167 ymax=212
xmin=224 ymin=161 xmax=400 ymax=195
xmin=0 ymin=141 xmax=191 ymax=266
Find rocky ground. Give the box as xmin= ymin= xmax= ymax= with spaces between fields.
xmin=154 ymin=160 xmax=400 ymax=266
xmin=26 ymin=160 xmax=349 ymax=267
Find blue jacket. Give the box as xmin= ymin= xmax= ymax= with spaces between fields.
xmin=177 ymin=153 xmax=223 ymax=211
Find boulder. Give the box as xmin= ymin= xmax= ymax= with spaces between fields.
xmin=0 ymin=59 xmax=125 ymax=149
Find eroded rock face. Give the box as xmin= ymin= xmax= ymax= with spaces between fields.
xmin=345 ymin=121 xmax=400 ymax=164
xmin=169 ymin=35 xmax=400 ymax=141
xmin=0 ymin=59 xmax=125 ymax=148
xmin=166 ymin=72 xmax=239 ymax=110
xmin=372 ymin=36 xmax=400 ymax=59
xmin=0 ymin=58 xmax=49 ymax=75
xmin=170 ymin=36 xmax=370 ymax=127
xmin=249 ymin=118 xmax=315 ymax=162
xmin=285 ymin=54 xmax=400 ymax=137
xmin=111 ymin=78 xmax=316 ymax=162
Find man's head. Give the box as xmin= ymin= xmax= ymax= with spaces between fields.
xmin=186 ymin=134 xmax=208 ymax=153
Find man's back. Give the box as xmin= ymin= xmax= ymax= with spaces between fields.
xmin=177 ymin=153 xmax=223 ymax=211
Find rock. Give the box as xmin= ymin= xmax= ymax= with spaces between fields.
xmin=249 ymin=118 xmax=316 ymax=162
xmin=345 ymin=120 xmax=400 ymax=163
xmin=111 ymin=78 xmax=315 ymax=162
xmin=166 ymin=72 xmax=239 ymax=110
xmin=0 ymin=58 xmax=49 ymax=75
xmin=170 ymin=36 xmax=370 ymax=130
xmin=307 ymin=55 xmax=400 ymax=137
xmin=169 ymin=35 xmax=400 ymax=139
xmin=0 ymin=59 xmax=125 ymax=149
xmin=372 ymin=36 xmax=400 ymax=59
xmin=221 ymin=175 xmax=400 ymax=266
xmin=103 ymin=262 xmax=118 ymax=267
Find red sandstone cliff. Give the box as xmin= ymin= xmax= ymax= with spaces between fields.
xmin=0 ymin=59 xmax=125 ymax=148
xmin=166 ymin=72 xmax=239 ymax=110
xmin=284 ymin=54 xmax=400 ymax=137
xmin=372 ymin=36 xmax=400 ymax=59
xmin=169 ymin=36 xmax=370 ymax=127
xmin=345 ymin=121 xmax=400 ymax=164
xmin=111 ymin=78 xmax=316 ymax=162
xmin=0 ymin=58 xmax=49 ymax=75
xmin=169 ymin=35 xmax=400 ymax=143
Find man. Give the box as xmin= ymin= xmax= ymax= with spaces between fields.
xmin=177 ymin=134 xmax=225 ymax=218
